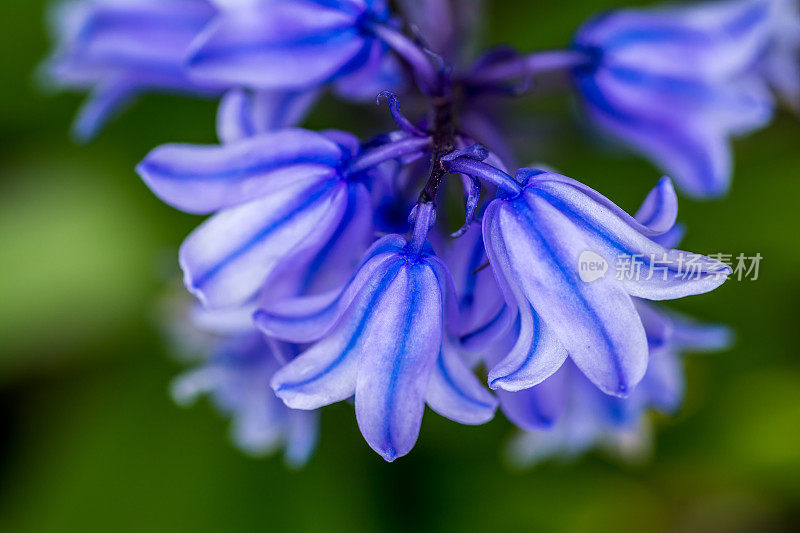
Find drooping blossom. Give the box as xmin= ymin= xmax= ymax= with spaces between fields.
xmin=254 ymin=204 xmax=497 ymax=461
xmin=444 ymin=149 xmax=731 ymax=396
xmin=461 ymin=0 xmax=783 ymax=197
xmin=449 ymin=186 xmax=732 ymax=463
xmin=43 ymin=0 xmax=224 ymax=141
xmin=571 ymin=0 xmax=777 ymax=197
xmin=40 ymin=0 xmax=766 ymax=467
xmin=185 ymin=0 xmax=409 ymax=96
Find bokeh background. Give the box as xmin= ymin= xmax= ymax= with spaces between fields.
xmin=2 ymin=1 xmax=799 ymax=531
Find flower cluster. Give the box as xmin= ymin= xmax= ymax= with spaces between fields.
xmin=45 ymin=0 xmax=796 ymax=464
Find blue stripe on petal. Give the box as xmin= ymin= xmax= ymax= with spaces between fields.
xmin=491 ymin=195 xmax=648 ymax=396
xmin=355 ymin=262 xmax=444 ymax=461
xmin=425 ymin=339 xmax=498 ymax=425
xmin=528 ymin=182 xmax=730 ymax=299
xmin=634 ymin=176 xmax=677 ymax=233
xmin=138 ymin=129 xmax=343 ymax=213
xmin=180 ymin=178 xmax=348 ymax=308
xmin=486 ymin=302 xmax=568 ymax=392
xmin=254 ymin=248 xmax=399 ymax=343
xmin=270 ymin=259 xmax=404 ymax=407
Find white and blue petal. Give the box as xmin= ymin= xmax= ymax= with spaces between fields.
xmin=179 ymin=176 xmax=350 ymax=308
xmin=634 ymin=176 xmax=678 ymax=234
xmin=483 ymin=191 xmax=648 ymax=397
xmin=254 ymin=235 xmax=406 ymax=342
xmin=269 ymin=246 xmax=409 ymax=409
xmin=271 ymin=230 xmax=494 ymax=461
xmin=137 ymin=128 xmax=344 ymax=214
xmin=425 ymin=338 xmax=498 ymax=425
xmin=525 ymin=174 xmax=731 ymax=298
xmin=354 ymin=261 xmax=444 ymax=461
xmin=186 ymin=1 xmax=371 ymax=90
xmin=485 ymin=302 xmax=568 ymax=392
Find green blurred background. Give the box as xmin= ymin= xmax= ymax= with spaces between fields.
xmin=1 ymin=1 xmax=799 ymax=531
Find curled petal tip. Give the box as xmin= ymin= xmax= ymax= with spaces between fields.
xmin=486 ymin=375 xmax=513 ymax=392
xmin=635 ymin=175 xmax=679 ymax=234
xmin=377 ymin=90 xmax=427 ymax=137
xmin=450 ymin=175 xmax=481 ymax=238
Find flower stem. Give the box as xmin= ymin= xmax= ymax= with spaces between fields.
xmin=444 ymin=157 xmax=522 ymax=197
xmin=408 ymin=202 xmax=436 ymax=254
xmin=348 ymin=136 xmax=431 ymax=174
xmin=418 ymin=95 xmax=457 ymax=203
xmin=466 ymin=49 xmax=590 ymax=86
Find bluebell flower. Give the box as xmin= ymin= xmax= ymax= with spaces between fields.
xmin=185 ymin=0 xmax=408 ymax=96
xmin=448 ymin=183 xmax=732 ymax=462
xmin=443 ymin=151 xmax=731 ymax=396
xmin=137 ymin=127 xmax=431 ymax=308
xmin=572 ymin=0 xmax=777 ymax=197
xmin=45 ymin=0 xmax=757 ymax=466
xmin=44 ymin=0 xmax=224 ymax=141
xmin=170 ymin=304 xmax=319 ymax=466
xmin=505 ymin=303 xmax=732 ymax=466
xmin=253 ymin=204 xmax=497 ymax=461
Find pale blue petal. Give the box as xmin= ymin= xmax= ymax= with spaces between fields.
xmin=355 ymin=263 xmax=443 ymax=461
xmin=270 ymin=257 xmax=405 ymax=409
xmin=665 ymin=309 xmax=735 ymax=352
xmin=484 ymin=193 xmax=648 ymax=396
xmin=138 ymin=129 xmax=343 ymax=214
xmin=284 ymin=409 xmax=320 ymax=468
xmin=639 ymin=348 xmax=684 ymax=413
xmin=527 ymin=176 xmax=731 ymax=299
xmin=497 ymin=364 xmax=568 ymax=431
xmin=486 ymin=303 xmax=568 ymax=392
xmin=425 ymin=339 xmax=498 ymax=425
xmin=633 ymin=176 xmax=678 ymax=234
xmin=254 ymin=235 xmax=405 ymax=342
xmin=179 ymin=178 xmax=349 ymax=308
xmin=71 ymin=77 xmax=139 ymax=142
xmin=577 ymin=0 xmax=773 ymax=79
xmin=186 ymin=2 xmax=367 ymax=89
xmin=634 ymin=300 xmax=673 ymax=352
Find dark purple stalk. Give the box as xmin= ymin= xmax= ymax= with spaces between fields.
xmin=418 ymin=95 xmax=457 ymax=204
